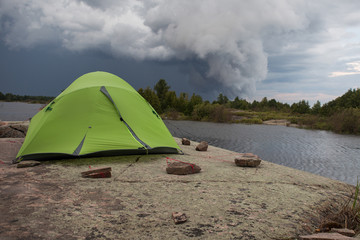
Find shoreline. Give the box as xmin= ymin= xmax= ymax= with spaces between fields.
xmin=0 ymin=135 xmax=357 ymax=239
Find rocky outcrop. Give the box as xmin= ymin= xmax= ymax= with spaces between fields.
xmin=195 ymin=141 xmax=208 ymax=151
xmin=235 ymin=153 xmax=261 ymax=167
xmin=0 ymin=122 xmax=28 ymax=138
xmin=166 ymin=161 xmax=201 ymax=175
xmin=0 ymin=136 xmax=355 ymax=240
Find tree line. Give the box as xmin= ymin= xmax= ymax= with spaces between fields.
xmin=2 ymin=80 xmax=360 ymax=134
xmin=139 ymin=79 xmax=360 ymax=134
xmin=0 ymin=92 xmax=53 ymax=104
xmin=138 ymin=79 xmax=337 ymax=115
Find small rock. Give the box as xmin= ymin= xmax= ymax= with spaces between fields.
xmin=17 ymin=160 xmax=41 ymax=168
xmin=300 ymin=232 xmax=354 ymax=240
xmin=166 ymin=161 xmax=201 ymax=175
xmin=172 ymin=212 xmax=187 ymax=224
xmin=196 ymin=141 xmax=208 ymax=151
xmin=181 ymin=138 xmax=191 ymax=145
xmin=331 ymin=228 xmax=355 ymax=237
xmin=235 ymin=153 xmax=261 ymax=167
xmin=81 ymin=167 xmax=112 ymax=178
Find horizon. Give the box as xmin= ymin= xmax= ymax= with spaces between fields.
xmin=3 ymin=85 xmax=359 ymax=107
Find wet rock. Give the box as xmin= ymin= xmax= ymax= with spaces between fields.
xmin=166 ymin=162 xmax=201 ymax=175
xmin=172 ymin=212 xmax=187 ymax=224
xmin=17 ymin=160 xmax=41 ymax=168
xmin=195 ymin=141 xmax=208 ymax=151
xmin=300 ymin=232 xmax=354 ymax=240
xmin=235 ymin=153 xmax=261 ymax=167
xmin=330 ymin=228 xmax=355 ymax=237
xmin=0 ymin=124 xmax=28 ymax=138
xmin=181 ymin=138 xmax=190 ymax=145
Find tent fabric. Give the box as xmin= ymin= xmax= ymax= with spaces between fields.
xmin=16 ymin=71 xmax=180 ymax=161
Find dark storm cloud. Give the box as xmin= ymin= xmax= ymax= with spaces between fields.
xmin=1 ymin=0 xmax=360 ymax=100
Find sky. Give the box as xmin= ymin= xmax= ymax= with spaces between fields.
xmin=1 ymin=0 xmax=360 ymax=105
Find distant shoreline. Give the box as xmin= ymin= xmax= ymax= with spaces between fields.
xmin=0 ymin=101 xmax=357 ymax=135
xmin=0 ymin=100 xmax=48 ymax=105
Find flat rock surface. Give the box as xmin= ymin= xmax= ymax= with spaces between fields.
xmin=0 ymin=138 xmax=24 ymax=163
xmin=0 ymin=137 xmax=355 ymax=239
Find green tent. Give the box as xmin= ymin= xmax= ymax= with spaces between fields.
xmin=16 ymin=71 xmax=180 ymax=161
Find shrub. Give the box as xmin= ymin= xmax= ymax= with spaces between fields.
xmin=240 ymin=118 xmax=263 ymax=124
xmin=162 ymin=108 xmax=185 ymax=120
xmin=210 ymin=104 xmax=232 ymax=123
xmin=330 ymin=108 xmax=360 ymax=134
xmin=192 ymin=103 xmax=213 ymax=121
xmin=191 ymin=103 xmax=231 ymax=123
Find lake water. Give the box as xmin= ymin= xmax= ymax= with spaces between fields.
xmin=164 ymin=120 xmax=360 ymax=186
xmin=0 ymin=102 xmax=44 ymax=121
xmin=1 ymin=102 xmax=359 ymax=185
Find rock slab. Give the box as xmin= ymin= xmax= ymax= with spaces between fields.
xmin=181 ymin=138 xmax=190 ymax=145
xmin=17 ymin=160 xmax=41 ymax=168
xmin=235 ymin=153 xmax=261 ymax=167
xmin=331 ymin=228 xmax=356 ymax=237
xmin=196 ymin=141 xmax=208 ymax=151
xmin=172 ymin=212 xmax=187 ymax=224
xmin=300 ymin=232 xmax=354 ymax=240
xmin=166 ymin=161 xmax=201 ymax=175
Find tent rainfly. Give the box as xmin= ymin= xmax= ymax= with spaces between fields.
xmin=16 ymin=71 xmax=180 ymax=161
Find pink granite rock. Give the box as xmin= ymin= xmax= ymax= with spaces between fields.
xmin=235 ymin=153 xmax=261 ymax=167
xmin=166 ymin=162 xmax=201 ymax=175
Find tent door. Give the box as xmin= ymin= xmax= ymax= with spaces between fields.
xmin=100 ymin=86 xmax=151 ymax=150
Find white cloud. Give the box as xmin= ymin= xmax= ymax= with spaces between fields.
xmin=329 ymin=61 xmax=360 ymax=77
xmin=273 ymin=92 xmax=338 ymax=105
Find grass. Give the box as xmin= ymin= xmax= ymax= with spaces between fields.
xmin=317 ymin=179 xmax=360 ymax=233
xmin=233 ymin=110 xmax=292 ymax=121
xmin=353 ymin=177 xmax=360 ymax=213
